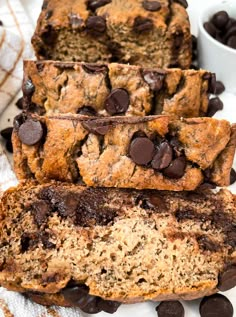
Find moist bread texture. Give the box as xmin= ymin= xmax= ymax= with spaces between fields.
xmin=0 ymin=182 xmax=236 ymax=305
xmin=12 ymin=114 xmax=236 ymax=190
xmin=23 ymin=60 xmax=212 ymax=118
xmin=31 ymin=0 xmax=192 ymax=69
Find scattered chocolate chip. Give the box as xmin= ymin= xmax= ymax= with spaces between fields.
xmin=32 ymin=200 xmax=51 ymax=226
xmin=156 ymin=301 xmax=184 ymax=317
xmin=215 ymin=81 xmax=225 ymax=95
xmin=77 ymin=106 xmax=97 ymax=116
xmin=230 ymin=168 xmax=236 ymax=185
xmin=133 ymin=17 xmax=153 ymax=33
xmin=86 ymin=16 xmax=106 ymax=35
xmin=227 ymin=35 xmax=236 ymax=48
xmin=142 ymin=70 xmax=165 ymax=91
xmin=197 ymin=235 xmax=219 ymax=252
xmin=207 ymin=97 xmax=224 ymax=117
xmin=15 ymin=97 xmax=24 ymax=110
xmin=218 ymin=266 xmax=236 ymax=292
xmin=82 ymin=63 xmax=107 ymax=74
xmin=97 ymin=299 xmax=121 ymax=314
xmin=192 ymin=35 xmax=197 ymax=50
xmin=68 ymin=13 xmax=84 ymax=30
xmin=162 ymin=156 xmax=186 ymax=179
xmin=212 ymin=11 xmax=229 ymax=29
xmin=173 ymin=0 xmax=188 ymax=9
xmin=142 ymin=1 xmax=161 ymax=11
xmin=204 ymin=22 xmax=217 ymax=38
xmin=6 ymin=140 xmax=13 ymax=153
xmin=82 ymin=121 xmax=111 ymax=135
xmin=18 ymin=119 xmax=44 ymax=146
xmin=22 ymin=78 xmax=35 ymax=97
xmin=129 ymin=137 xmax=155 ymax=165
xmin=45 ymin=10 xmax=53 ymax=19
xmin=13 ymin=113 xmax=26 ymax=130
xmin=208 ymin=73 xmax=216 ymax=94
xmin=200 ymin=294 xmax=233 ymax=317
xmin=151 ymin=141 xmax=173 ymax=170
xmin=0 ymin=127 xmax=13 ymax=140
xmin=87 ymin=0 xmax=111 ymax=11
xmin=105 ymin=88 xmax=130 ymax=115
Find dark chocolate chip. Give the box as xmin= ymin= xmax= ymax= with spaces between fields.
xmin=15 ymin=97 xmax=24 ymax=110
xmin=45 ymin=10 xmax=53 ymax=19
xmin=173 ymin=0 xmax=188 ymax=9
xmin=97 ymin=299 xmax=121 ymax=314
xmin=192 ymin=34 xmax=197 ymax=50
xmin=13 ymin=113 xmax=26 ymax=130
xmin=86 ymin=16 xmax=106 ymax=34
xmin=32 ymin=200 xmax=51 ymax=226
xmin=197 ymin=235 xmax=219 ymax=252
xmin=21 ymin=234 xmax=31 ymax=252
xmin=57 ymin=192 xmax=79 ymax=217
xmin=142 ymin=1 xmax=161 ymax=12
xmin=212 ymin=11 xmax=229 ymax=30
xmin=82 ymin=121 xmax=111 ymax=135
xmin=87 ymin=0 xmax=111 ymax=11
xmin=22 ymin=78 xmax=35 ymax=97
xmin=215 ymin=81 xmax=225 ymax=95
xmin=82 ymin=63 xmax=107 ymax=74
xmin=62 ymin=285 xmax=89 ymax=306
xmin=230 ymin=168 xmax=236 ymax=185
xmin=77 ymin=106 xmax=97 ymax=116
xmin=18 ymin=119 xmax=44 ymax=146
xmin=151 ymin=141 xmax=173 ymax=170
xmin=133 ymin=17 xmax=153 ymax=33
xmin=207 ymin=97 xmax=224 ymax=117
xmin=204 ymin=22 xmax=217 ymax=38
xmin=142 ymin=70 xmax=165 ymax=91
xmin=200 ymin=294 xmax=233 ymax=317
xmin=129 ymin=137 xmax=155 ymax=165
xmin=41 ymin=25 xmax=57 ymax=45
xmin=156 ymin=301 xmax=184 ymax=317
xmin=227 ymin=35 xmax=236 ymax=48
xmin=0 ymin=127 xmax=13 ymax=140
xmin=68 ymin=13 xmax=84 ymax=30
xmin=218 ymin=266 xmax=236 ymax=291
xmin=6 ymin=140 xmax=13 ymax=153
xmin=105 ymin=88 xmax=130 ymax=115
xmin=162 ymin=156 xmax=186 ymax=179
xmin=208 ymin=73 xmax=216 ymax=94
xmin=137 ymin=194 xmax=166 ymax=211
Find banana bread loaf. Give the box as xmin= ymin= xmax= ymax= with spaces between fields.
xmin=0 ymin=182 xmax=236 ymax=312
xmin=23 ymin=60 xmax=213 ymax=117
xmin=12 ymin=114 xmax=236 ymax=190
xmin=31 ymin=0 xmax=192 ymax=69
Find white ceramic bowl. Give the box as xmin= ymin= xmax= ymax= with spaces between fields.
xmin=198 ymin=0 xmax=236 ymax=94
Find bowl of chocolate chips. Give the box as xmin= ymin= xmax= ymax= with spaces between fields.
xmin=198 ymin=0 xmax=236 ymax=94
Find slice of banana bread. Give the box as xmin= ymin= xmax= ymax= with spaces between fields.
xmin=31 ymin=0 xmax=192 ymax=69
xmin=0 ymin=182 xmax=235 ymax=310
xmin=23 ymin=60 xmax=213 ymax=117
xmin=12 ymin=114 xmax=236 ymax=190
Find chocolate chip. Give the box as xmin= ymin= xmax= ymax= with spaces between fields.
xmin=62 ymin=285 xmax=90 ymax=306
xmin=21 ymin=234 xmax=31 ymax=252
xmin=129 ymin=137 xmax=155 ymax=165
xmin=173 ymin=31 xmax=183 ymax=50
xmin=22 ymin=78 xmax=35 ymax=97
xmin=207 ymin=73 xmax=216 ymax=94
xmin=207 ymin=97 xmax=224 ymax=117
xmin=156 ymin=301 xmax=184 ymax=317
xmin=13 ymin=113 xmax=27 ymax=130
xmin=45 ymin=10 xmax=53 ymax=19
xmin=82 ymin=121 xmax=111 ymax=135
xmin=230 ymin=168 xmax=236 ymax=185
xmin=77 ymin=106 xmax=97 ymax=116
xmin=41 ymin=25 xmax=57 ymax=45
xmin=204 ymin=22 xmax=217 ymax=38
xmin=86 ymin=16 xmax=106 ymax=34
xmin=218 ymin=266 xmax=236 ymax=291
xmin=215 ymin=81 xmax=225 ymax=95
xmin=87 ymin=0 xmax=111 ymax=11
xmin=57 ymin=192 xmax=79 ymax=217
xmin=133 ymin=17 xmax=153 ymax=33
xmin=97 ymin=299 xmax=121 ymax=314
xmin=197 ymin=235 xmax=219 ymax=252
xmin=68 ymin=13 xmax=84 ymax=30
xmin=142 ymin=1 xmax=161 ymax=11
xmin=227 ymin=35 xmax=236 ymax=48
xmin=212 ymin=11 xmax=229 ymax=29
xmin=82 ymin=63 xmax=107 ymax=74
xmin=32 ymin=200 xmax=51 ymax=226
xmin=105 ymin=88 xmax=130 ymax=115
xmin=192 ymin=35 xmax=197 ymax=50
xmin=200 ymin=294 xmax=233 ymax=317
xmin=162 ymin=156 xmax=186 ymax=179
xmin=142 ymin=70 xmax=165 ymax=91
xmin=18 ymin=119 xmax=44 ymax=146
xmin=151 ymin=141 xmax=173 ymax=170
xmin=137 ymin=193 xmax=166 ymax=211
xmin=15 ymin=97 xmax=24 ymax=110
xmin=6 ymin=140 xmax=13 ymax=153
xmin=173 ymin=0 xmax=188 ymax=9
xmin=0 ymin=127 xmax=13 ymax=140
